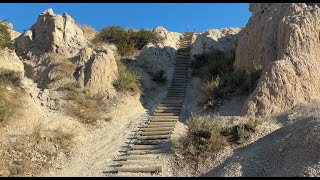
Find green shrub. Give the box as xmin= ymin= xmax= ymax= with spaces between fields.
xmin=0 ymin=24 xmax=13 ymax=49
xmin=113 ymin=60 xmax=141 ymax=95
xmin=190 ymin=50 xmax=262 ymax=107
xmin=92 ymin=26 xmax=162 ymax=57
xmin=201 ymin=76 xmax=221 ymax=101
xmin=173 ymin=114 xmax=229 ymax=163
xmin=173 ymin=114 xmax=263 ymax=163
xmin=151 ymin=70 xmax=167 ymax=84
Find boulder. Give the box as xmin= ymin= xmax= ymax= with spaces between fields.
xmin=153 ymin=26 xmax=182 ymax=49
xmin=190 ymin=28 xmax=241 ymax=59
xmin=137 ymin=43 xmax=176 ymax=83
xmin=234 ymin=3 xmax=320 ymax=116
xmin=15 ymin=8 xmax=87 ymax=57
xmin=74 ymin=45 xmax=118 ymax=97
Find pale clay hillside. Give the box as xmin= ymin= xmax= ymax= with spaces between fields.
xmin=0 ymin=3 xmax=319 ymax=177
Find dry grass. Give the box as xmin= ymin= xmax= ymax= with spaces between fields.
xmin=79 ymin=24 xmax=97 ymax=41
xmin=173 ymin=114 xmax=263 ymax=164
xmin=190 ymin=50 xmax=262 ymax=110
xmin=49 ymin=58 xmax=76 ymax=83
xmin=65 ymin=92 xmax=110 ymax=125
xmin=0 ymin=124 xmax=75 ymax=177
xmin=172 ymin=114 xmax=229 ymax=163
xmin=0 ymin=68 xmax=24 ymax=126
xmin=0 ymin=24 xmax=13 ymax=49
xmin=113 ymin=59 xmax=141 ymax=95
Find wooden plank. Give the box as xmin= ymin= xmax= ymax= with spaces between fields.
xmin=158 ymin=103 xmax=182 ymax=107
xmin=149 ymin=119 xmax=178 ymax=122
xmin=151 ymin=115 xmax=179 ymax=119
xmin=137 ymin=131 xmax=171 ymax=136
xmin=161 ymin=99 xmax=184 ymax=104
xmin=114 ymin=166 xmax=162 ymax=173
xmin=154 ymin=112 xmax=180 ymax=116
xmin=147 ymin=122 xmax=176 ymax=126
xmin=126 ymin=150 xmax=156 ymax=155
xmin=133 ymin=139 xmax=170 ymax=145
xmin=117 ymin=154 xmax=159 ymax=160
xmin=146 ymin=124 xmax=175 ymax=128
xmin=137 ymin=134 xmax=171 ymax=140
xmin=117 ymin=160 xmax=159 ymax=166
xmin=142 ymin=127 xmax=173 ymax=132
xmin=131 ymin=145 xmax=162 ymax=150
xmin=156 ymin=106 xmax=181 ymax=110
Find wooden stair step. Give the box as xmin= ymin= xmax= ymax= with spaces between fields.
xmin=126 ymin=149 xmax=159 ymax=155
xmin=138 ymin=131 xmax=172 ymax=136
xmin=114 ymin=165 xmax=162 ymax=173
xmin=141 ymin=127 xmax=174 ymax=132
xmin=154 ymin=112 xmax=180 ymax=116
xmin=131 ymin=145 xmax=162 ymax=150
xmin=116 ymin=160 xmax=159 ymax=166
xmin=137 ymin=134 xmax=171 ymax=140
xmin=150 ymin=118 xmax=178 ymax=122
xmin=146 ymin=124 xmax=175 ymax=128
xmin=117 ymin=154 xmax=159 ymax=160
xmin=159 ymin=103 xmax=182 ymax=107
xmin=161 ymin=101 xmax=184 ymax=104
xmin=152 ymin=115 xmax=179 ymax=118
xmin=155 ymin=109 xmax=181 ymax=113
xmin=147 ymin=123 xmax=176 ymax=127
xmin=156 ymin=106 xmax=181 ymax=110
xmin=132 ymin=139 xmax=170 ymax=145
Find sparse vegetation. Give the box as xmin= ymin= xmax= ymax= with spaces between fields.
xmin=113 ymin=59 xmax=141 ymax=95
xmin=65 ymin=92 xmax=110 ymax=125
xmin=49 ymin=58 xmax=76 ymax=83
xmin=0 ymin=125 xmax=75 ymax=176
xmin=172 ymin=114 xmax=229 ymax=163
xmin=0 ymin=24 xmax=13 ymax=49
xmin=190 ymin=50 xmax=262 ymax=109
xmin=150 ymin=69 xmax=167 ymax=84
xmin=92 ymin=26 xmax=162 ymax=57
xmin=52 ymin=126 xmax=75 ymax=152
xmin=173 ymin=114 xmax=263 ymax=164
xmin=0 ymin=68 xmax=24 ymax=126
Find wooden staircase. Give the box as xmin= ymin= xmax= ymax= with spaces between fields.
xmin=110 ymin=32 xmax=194 ymax=176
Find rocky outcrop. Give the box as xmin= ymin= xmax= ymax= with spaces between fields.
xmin=15 ymin=8 xmax=87 ymax=57
xmin=191 ymin=28 xmax=241 ymax=59
xmin=233 ymin=3 xmax=320 ymax=116
xmin=137 ymin=43 xmax=176 ymax=83
xmin=0 ymin=21 xmax=20 ymax=40
xmin=74 ymin=45 xmax=118 ymax=97
xmin=0 ymin=48 xmax=24 ymax=76
xmin=136 ymin=26 xmax=180 ymax=84
xmin=153 ymin=26 xmax=182 ymax=49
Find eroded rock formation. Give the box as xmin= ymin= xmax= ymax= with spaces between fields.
xmin=234 ymin=3 xmax=320 ymax=116
xmin=15 ymin=8 xmax=87 ymax=57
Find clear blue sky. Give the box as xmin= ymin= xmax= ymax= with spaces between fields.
xmin=0 ymin=3 xmax=251 ymax=33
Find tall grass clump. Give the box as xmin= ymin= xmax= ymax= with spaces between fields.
xmin=92 ymin=26 xmax=162 ymax=57
xmin=173 ymin=114 xmax=263 ymax=164
xmin=150 ymin=69 xmax=167 ymax=84
xmin=190 ymin=50 xmax=262 ymax=108
xmin=113 ymin=60 xmax=141 ymax=95
xmin=0 ymin=23 xmax=13 ymax=49
xmin=172 ymin=113 xmax=229 ymax=163
xmin=0 ymin=68 xmax=24 ymax=126
xmin=65 ymin=92 xmax=109 ymax=125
